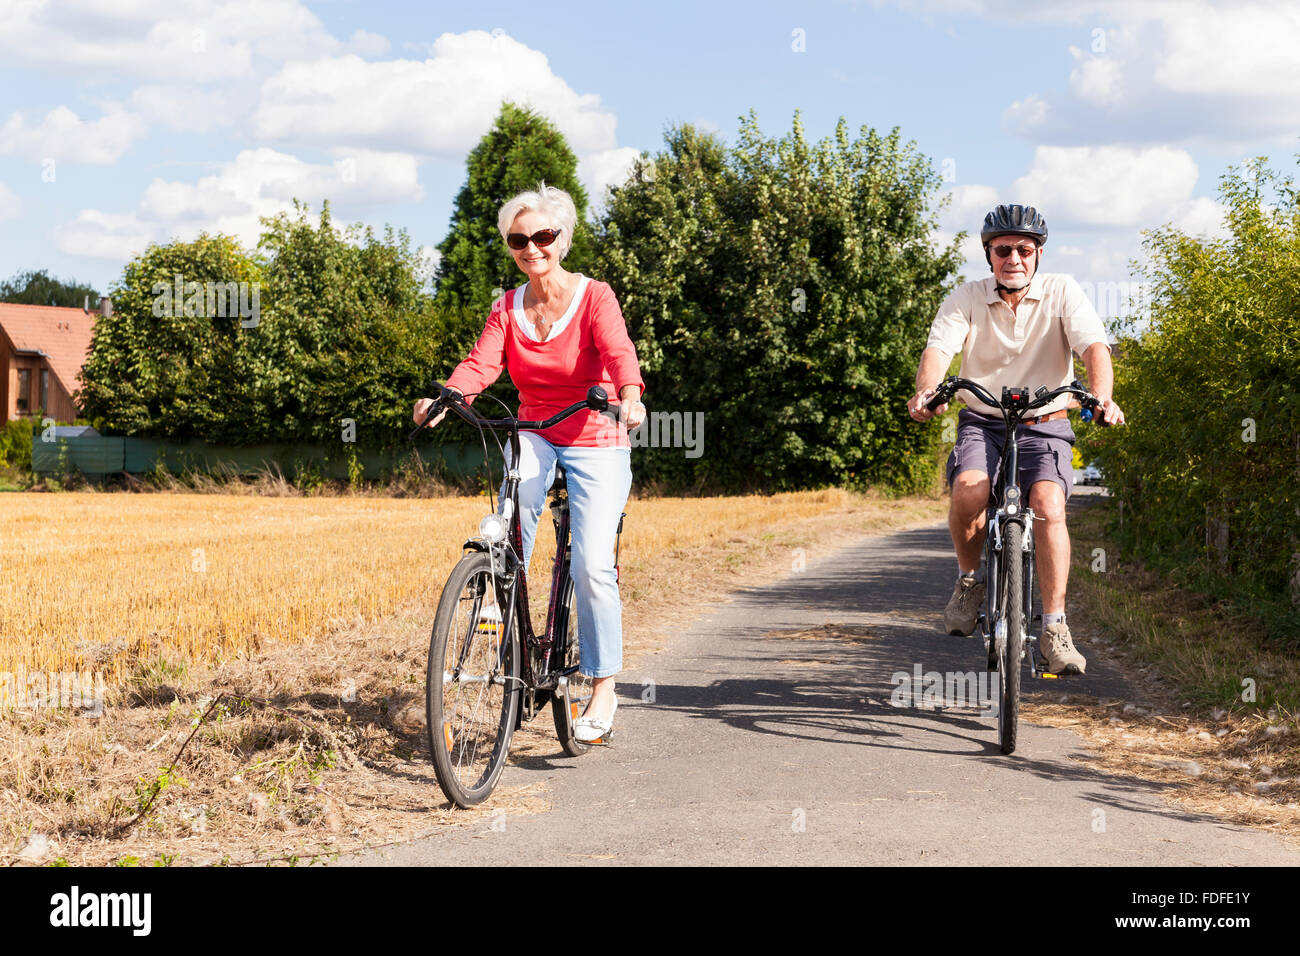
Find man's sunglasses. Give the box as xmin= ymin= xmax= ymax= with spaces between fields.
xmin=991 ymin=242 xmax=1038 ymax=259
xmin=506 ymin=228 xmax=562 ymax=251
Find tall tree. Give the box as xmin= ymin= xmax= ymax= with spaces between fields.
xmin=0 ymin=269 xmax=98 ymax=307
xmin=596 ymin=112 xmax=963 ymax=493
xmin=434 ymin=102 xmax=592 ymax=318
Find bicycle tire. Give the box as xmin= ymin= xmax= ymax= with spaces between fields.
xmin=550 ymin=576 xmax=593 ymax=756
xmin=998 ymin=522 xmax=1025 ymax=755
xmin=426 ymin=552 xmax=520 ymax=807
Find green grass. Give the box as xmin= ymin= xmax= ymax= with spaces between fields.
xmin=1070 ymin=496 xmax=1300 ymax=713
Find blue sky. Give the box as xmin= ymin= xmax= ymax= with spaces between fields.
xmin=2 ymin=0 xmax=1297 ymax=307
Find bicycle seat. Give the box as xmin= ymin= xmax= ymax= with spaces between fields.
xmin=553 ymin=464 xmax=568 ymax=490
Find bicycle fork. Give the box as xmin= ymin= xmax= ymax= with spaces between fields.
xmin=1019 ymin=514 xmax=1058 ymax=680
xmin=983 ymin=511 xmax=1043 ymax=675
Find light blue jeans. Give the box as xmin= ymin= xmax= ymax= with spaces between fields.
xmin=505 ymin=432 xmax=632 ymax=678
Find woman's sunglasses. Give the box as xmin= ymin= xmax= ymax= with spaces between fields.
xmin=506 ymin=228 xmax=562 ymax=251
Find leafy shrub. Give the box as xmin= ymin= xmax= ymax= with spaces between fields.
xmin=1084 ymin=156 xmax=1300 ymax=639
xmin=595 ymin=113 xmax=961 ymax=493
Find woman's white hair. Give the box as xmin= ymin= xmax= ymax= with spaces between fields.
xmin=497 ymin=182 xmax=577 ymax=260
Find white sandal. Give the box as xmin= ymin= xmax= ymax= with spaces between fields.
xmin=574 ymin=696 xmax=618 ymax=744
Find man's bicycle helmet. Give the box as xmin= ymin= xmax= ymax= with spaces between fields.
xmin=981 ymin=204 xmax=1048 ymax=264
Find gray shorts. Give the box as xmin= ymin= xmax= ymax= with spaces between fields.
xmin=946 ymin=409 xmax=1075 ymax=501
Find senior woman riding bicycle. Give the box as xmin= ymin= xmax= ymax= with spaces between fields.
xmin=413 ymin=183 xmax=645 ymax=744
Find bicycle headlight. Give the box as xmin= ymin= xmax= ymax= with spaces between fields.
xmin=479 ymin=513 xmax=507 ymax=543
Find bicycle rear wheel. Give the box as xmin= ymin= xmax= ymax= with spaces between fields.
xmin=998 ymin=522 xmax=1025 ymax=755
xmin=551 ymin=577 xmax=593 ymax=756
xmin=427 ymin=552 xmax=520 ymax=807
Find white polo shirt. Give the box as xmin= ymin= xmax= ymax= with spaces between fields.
xmin=925 ymin=273 xmax=1109 ymax=416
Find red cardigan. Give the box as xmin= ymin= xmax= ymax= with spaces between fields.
xmin=445 ymin=276 xmax=646 ymax=447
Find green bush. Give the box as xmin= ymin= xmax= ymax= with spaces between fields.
xmin=77 ymin=205 xmax=446 ymax=454
xmin=1084 ymin=156 xmax=1300 ymax=640
xmin=595 ymin=113 xmax=961 ymax=493
xmin=0 ymin=418 xmax=34 ymax=469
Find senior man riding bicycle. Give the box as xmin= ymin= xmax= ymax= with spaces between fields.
xmin=907 ymin=204 xmax=1125 ymax=675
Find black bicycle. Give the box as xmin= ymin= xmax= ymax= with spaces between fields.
xmin=408 ymin=382 xmax=625 ymax=806
xmin=926 ymin=377 xmax=1110 ymax=754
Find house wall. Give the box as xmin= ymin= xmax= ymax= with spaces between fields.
xmin=2 ymin=350 xmax=78 ymax=424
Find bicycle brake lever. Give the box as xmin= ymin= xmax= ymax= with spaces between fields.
xmin=407 ymin=398 xmax=447 ymax=440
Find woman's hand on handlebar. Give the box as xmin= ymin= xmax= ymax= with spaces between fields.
xmin=411 ymin=397 xmax=446 ymax=430
xmin=619 ymin=386 xmax=647 ymax=429
xmin=909 ymin=385 xmax=946 ymax=422
xmin=412 ymin=388 xmax=462 ymax=430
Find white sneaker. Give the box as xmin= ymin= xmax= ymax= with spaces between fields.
xmin=575 ymin=696 xmax=617 ymax=743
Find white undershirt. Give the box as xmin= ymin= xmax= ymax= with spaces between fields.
xmin=511 ymin=275 xmax=590 ymax=343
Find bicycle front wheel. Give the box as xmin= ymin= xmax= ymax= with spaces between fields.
xmin=998 ymin=522 xmax=1025 ymax=755
xmin=551 ymin=577 xmax=593 ymax=757
xmin=426 ymin=552 xmax=520 ymax=807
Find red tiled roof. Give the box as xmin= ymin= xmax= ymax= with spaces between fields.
xmin=0 ymin=303 xmax=98 ymax=398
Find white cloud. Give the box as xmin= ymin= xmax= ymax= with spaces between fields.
xmin=1010 ymin=145 xmax=1198 ymax=228
xmin=416 ymin=244 xmax=440 ymax=286
xmin=1002 ymin=94 xmax=1048 ymax=134
xmin=0 ymin=183 xmax=21 ymax=221
xmin=61 ymin=146 xmax=423 ymax=258
xmin=129 ymin=85 xmax=245 ymax=133
xmin=1153 ymin=3 xmax=1300 ymax=96
xmin=1068 ymin=47 xmax=1123 ymax=107
xmin=1047 ymin=241 xmax=1146 ymax=289
xmin=1170 ymin=196 xmax=1228 ymax=240
xmin=142 ymin=147 xmax=423 ymax=243
xmin=252 ymin=31 xmax=623 ymax=157
xmin=347 ymin=29 xmax=390 ymax=58
xmin=995 ymin=1 xmax=1300 ymax=144
xmin=0 ymin=0 xmax=372 ymax=81
xmin=578 ymin=147 xmax=641 ymax=207
xmin=938 ymin=183 xmax=999 ymax=234
xmin=0 ymin=105 xmax=146 ymax=164
xmin=56 ymin=210 xmax=155 ymax=260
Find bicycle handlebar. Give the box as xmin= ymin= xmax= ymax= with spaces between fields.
xmin=407 ymin=382 xmax=621 ymax=442
xmin=925 ymin=377 xmax=1112 ymax=426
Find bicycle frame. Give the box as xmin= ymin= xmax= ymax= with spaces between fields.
xmin=980 ymin=409 xmax=1037 ymax=676
xmin=489 ymin=464 xmax=575 ymax=695
xmin=412 ymin=383 xmax=619 ymax=696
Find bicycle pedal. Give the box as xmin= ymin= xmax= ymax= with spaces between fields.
xmin=579 ymin=729 xmax=613 ymax=746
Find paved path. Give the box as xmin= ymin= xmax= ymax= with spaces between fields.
xmin=344 ymin=505 xmax=1299 ymax=866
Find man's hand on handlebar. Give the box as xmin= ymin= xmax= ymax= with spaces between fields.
xmin=908 ymin=385 xmax=946 ymax=422
xmin=1095 ymin=395 xmax=1126 ymax=426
